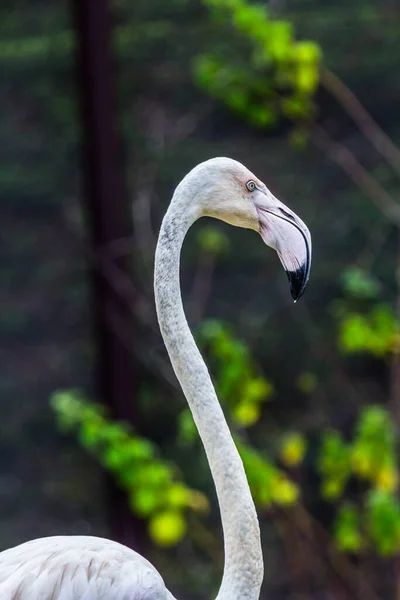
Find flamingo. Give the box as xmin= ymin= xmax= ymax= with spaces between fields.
xmin=0 ymin=157 xmax=311 ymax=600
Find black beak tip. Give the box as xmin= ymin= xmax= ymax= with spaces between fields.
xmin=286 ymin=263 xmax=309 ymax=302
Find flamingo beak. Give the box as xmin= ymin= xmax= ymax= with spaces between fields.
xmin=254 ymin=194 xmax=311 ymax=302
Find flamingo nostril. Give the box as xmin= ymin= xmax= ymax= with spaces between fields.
xmin=279 ymin=208 xmax=295 ymax=221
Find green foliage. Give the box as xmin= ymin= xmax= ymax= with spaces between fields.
xmin=341 ymin=267 xmax=381 ymax=300
xmin=177 ymin=409 xmax=198 ymax=446
xmin=51 ymin=390 xmax=209 ymax=547
xmin=334 ymin=503 xmax=364 ymax=553
xmin=319 ymin=406 xmax=398 ymax=495
xmin=339 ymin=305 xmax=397 ymax=356
xmin=329 ymin=267 xmax=400 ymax=555
xmin=279 ymin=432 xmax=307 ymax=467
xmin=351 ymin=406 xmax=397 ymax=489
xmin=196 ymin=0 xmax=322 ymax=131
xmin=318 ymin=430 xmax=351 ymax=501
xmin=196 ymin=319 xmax=274 ymax=427
xmin=318 ymin=406 xmax=400 ymax=556
xmin=148 ymin=511 xmax=187 ymax=548
xmin=238 ymin=441 xmax=299 ymax=506
xmin=367 ymin=491 xmax=400 ymax=556
xmin=333 ymin=266 xmax=397 ymax=356
xmin=335 ymin=490 xmax=400 ymax=556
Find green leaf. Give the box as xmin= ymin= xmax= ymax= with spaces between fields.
xmin=280 ymin=432 xmax=307 ymax=467
xmin=233 ymin=401 xmax=260 ymax=427
xmin=295 ymin=64 xmax=319 ymax=94
xmin=293 ymin=40 xmax=322 ymax=63
xmin=366 ymin=491 xmax=400 ymax=556
xmin=318 ymin=430 xmax=351 ymax=501
xmin=148 ymin=511 xmax=187 ymax=547
xmin=334 ymin=503 xmax=363 ymax=553
xmin=177 ymin=409 xmax=197 ymax=445
xmin=341 ymin=267 xmax=381 ymax=299
xmin=268 ymin=20 xmax=293 ymax=61
xmin=130 ymin=488 xmax=161 ymax=517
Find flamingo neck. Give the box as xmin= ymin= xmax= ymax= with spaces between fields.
xmin=154 ymin=184 xmax=263 ymax=600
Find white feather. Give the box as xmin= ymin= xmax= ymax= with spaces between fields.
xmin=0 ymin=536 xmax=172 ymax=600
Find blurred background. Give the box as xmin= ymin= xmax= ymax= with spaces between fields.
xmin=1 ymin=0 xmax=400 ymax=598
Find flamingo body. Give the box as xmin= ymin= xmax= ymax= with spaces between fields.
xmin=0 ymin=536 xmax=174 ymax=600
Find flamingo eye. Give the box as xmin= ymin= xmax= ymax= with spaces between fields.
xmin=246 ymin=180 xmax=257 ymax=192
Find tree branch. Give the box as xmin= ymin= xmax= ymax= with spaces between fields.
xmin=321 ymin=67 xmax=400 ymax=178
xmin=311 ymin=125 xmax=400 ymax=226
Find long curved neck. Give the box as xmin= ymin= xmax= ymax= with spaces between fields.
xmin=154 ymin=184 xmax=263 ymax=600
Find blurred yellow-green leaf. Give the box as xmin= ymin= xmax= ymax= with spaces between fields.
xmin=280 ymin=432 xmax=307 ymax=467
xmin=271 ymin=476 xmax=299 ymax=505
xmin=233 ymin=401 xmax=260 ymax=427
xmin=149 ymin=511 xmax=187 ymax=547
xmin=334 ymin=504 xmax=364 ymax=553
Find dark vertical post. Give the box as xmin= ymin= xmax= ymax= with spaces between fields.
xmin=71 ymin=0 xmax=142 ymax=550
